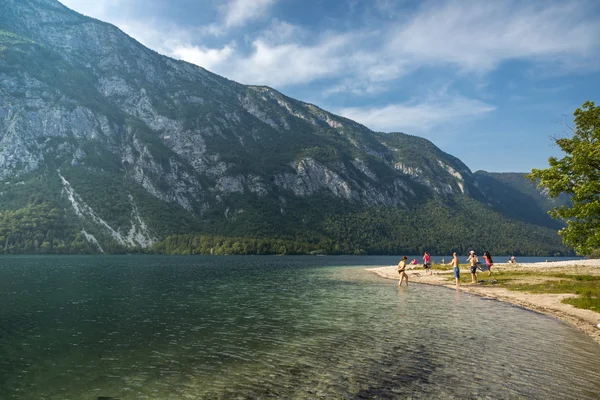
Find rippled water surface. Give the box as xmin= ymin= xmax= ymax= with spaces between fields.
xmin=1 ymin=255 xmax=599 ymax=399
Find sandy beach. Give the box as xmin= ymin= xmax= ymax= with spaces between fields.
xmin=367 ymin=259 xmax=600 ymax=345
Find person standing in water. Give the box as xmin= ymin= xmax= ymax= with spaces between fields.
xmin=423 ymin=251 xmax=432 ymax=275
xmin=467 ymin=250 xmax=479 ymax=283
xmin=397 ymin=256 xmax=408 ymax=286
xmin=483 ymin=251 xmax=494 ymax=276
xmin=450 ymin=252 xmax=460 ymax=288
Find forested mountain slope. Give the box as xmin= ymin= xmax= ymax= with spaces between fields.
xmin=0 ymin=0 xmax=570 ymax=255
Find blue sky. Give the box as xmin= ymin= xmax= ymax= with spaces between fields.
xmin=59 ymin=0 xmax=600 ymax=173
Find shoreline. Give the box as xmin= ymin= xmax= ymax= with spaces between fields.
xmin=366 ymin=261 xmax=600 ymax=345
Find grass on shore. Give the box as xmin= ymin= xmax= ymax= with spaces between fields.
xmin=433 ymin=265 xmax=600 ymax=313
xmin=508 ymin=275 xmax=600 ymax=312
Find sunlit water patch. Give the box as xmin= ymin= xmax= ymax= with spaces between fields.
xmin=0 ymin=256 xmax=599 ymax=399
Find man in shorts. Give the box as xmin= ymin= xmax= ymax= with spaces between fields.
xmin=467 ymin=250 xmax=479 ymax=283
xmin=450 ymin=252 xmax=460 ymax=288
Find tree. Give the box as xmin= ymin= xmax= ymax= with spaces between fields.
xmin=528 ymin=101 xmax=600 ymax=255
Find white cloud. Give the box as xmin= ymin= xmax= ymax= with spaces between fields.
xmin=323 ymin=79 xmax=386 ymax=97
xmin=225 ymin=36 xmax=349 ymax=86
xmin=339 ymin=93 xmax=496 ymax=132
xmin=171 ymin=31 xmax=354 ymax=86
xmin=172 ymin=43 xmax=236 ymax=71
xmin=59 ymin=0 xmax=600 ymax=93
xmin=258 ymin=20 xmax=304 ymax=45
xmin=188 ymin=1 xmax=600 ymax=91
xmin=223 ymin=0 xmax=276 ymax=28
xmin=200 ymin=0 xmax=278 ymax=36
xmin=387 ymin=0 xmax=600 ymax=72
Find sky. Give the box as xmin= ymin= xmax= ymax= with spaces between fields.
xmin=58 ymin=0 xmax=600 ymax=173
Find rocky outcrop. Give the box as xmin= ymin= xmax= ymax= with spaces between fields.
xmin=59 ymin=171 xmax=155 ymax=248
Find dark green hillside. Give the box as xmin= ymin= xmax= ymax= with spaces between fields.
xmin=155 ymin=195 xmax=570 ymax=256
xmin=0 ymin=171 xmax=88 ymax=253
xmin=474 ymin=171 xmax=569 ymax=229
xmin=0 ymin=166 xmax=569 ymax=256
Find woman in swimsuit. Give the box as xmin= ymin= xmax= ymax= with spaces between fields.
xmin=483 ymin=251 xmax=494 ymax=276
xmin=450 ymin=252 xmax=460 ymax=288
xmin=397 ymin=256 xmax=408 ymax=287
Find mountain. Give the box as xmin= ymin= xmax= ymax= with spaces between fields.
xmin=0 ymin=0 xmax=571 ymax=256
xmin=474 ymin=171 xmax=570 ymax=230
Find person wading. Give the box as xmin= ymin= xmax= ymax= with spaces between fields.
xmin=397 ymin=256 xmax=408 ymax=287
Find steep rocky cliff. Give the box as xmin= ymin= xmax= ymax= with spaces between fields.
xmin=0 ymin=0 xmax=569 ymax=255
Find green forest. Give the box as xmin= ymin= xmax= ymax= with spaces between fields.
xmin=0 ymin=168 xmax=571 ymax=256
xmin=0 ymin=199 xmax=571 ymax=257
xmin=154 ymin=196 xmax=571 ymax=256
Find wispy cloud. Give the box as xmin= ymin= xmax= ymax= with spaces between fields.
xmin=224 ymin=34 xmax=353 ymax=86
xmin=338 ymin=92 xmax=496 ymax=132
xmin=169 ymin=24 xmax=355 ymax=86
xmin=171 ymin=43 xmax=236 ymax=72
xmin=182 ymin=0 xmax=600 ymax=92
xmin=387 ymin=0 xmax=600 ymax=72
xmin=60 ymin=0 xmax=600 ymax=92
xmin=60 ymin=0 xmax=278 ymax=41
xmin=223 ymin=0 xmax=276 ymax=28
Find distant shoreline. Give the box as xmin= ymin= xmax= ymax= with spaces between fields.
xmin=367 ymin=260 xmax=600 ymax=345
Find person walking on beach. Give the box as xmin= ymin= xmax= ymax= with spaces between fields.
xmin=398 ymin=256 xmax=408 ymax=286
xmin=423 ymin=251 xmax=432 ymax=275
xmin=467 ymin=250 xmax=478 ymax=283
xmin=483 ymin=251 xmax=494 ymax=276
xmin=450 ymin=252 xmax=460 ymax=288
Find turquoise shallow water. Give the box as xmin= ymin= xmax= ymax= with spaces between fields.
xmin=0 ymin=255 xmax=599 ymax=399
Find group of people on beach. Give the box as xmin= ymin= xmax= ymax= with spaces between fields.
xmin=397 ymin=250 xmax=494 ymax=288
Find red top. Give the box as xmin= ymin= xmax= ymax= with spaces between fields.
xmin=424 ymin=254 xmax=431 ymax=263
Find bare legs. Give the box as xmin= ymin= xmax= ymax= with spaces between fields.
xmin=453 ymin=267 xmax=460 ymax=288
xmin=398 ymin=272 xmax=408 ymax=286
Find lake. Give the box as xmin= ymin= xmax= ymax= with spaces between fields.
xmin=0 ymin=255 xmax=599 ymax=399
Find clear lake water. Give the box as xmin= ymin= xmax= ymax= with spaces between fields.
xmin=0 ymin=255 xmax=598 ymax=399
